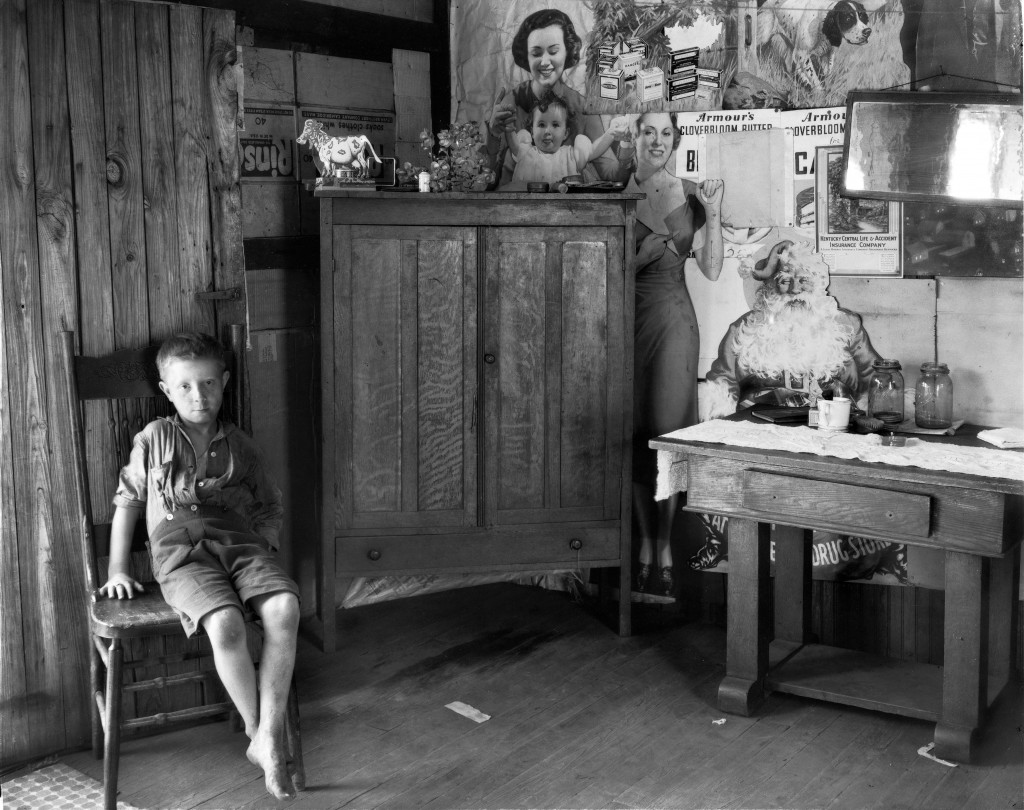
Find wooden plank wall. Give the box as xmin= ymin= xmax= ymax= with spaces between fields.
xmin=0 ymin=0 xmax=240 ymax=769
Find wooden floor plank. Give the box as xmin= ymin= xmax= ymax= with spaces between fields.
xmin=50 ymin=583 xmax=1021 ymax=810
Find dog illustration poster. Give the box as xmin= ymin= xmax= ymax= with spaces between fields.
xmin=746 ymin=1 xmax=908 ymax=109
xmin=815 ymin=145 xmax=902 ymax=275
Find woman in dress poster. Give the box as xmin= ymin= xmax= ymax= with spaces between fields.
xmin=617 ymin=111 xmax=725 ymax=596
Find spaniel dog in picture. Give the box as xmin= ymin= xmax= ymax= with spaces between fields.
xmin=757 ymin=0 xmax=875 ymax=90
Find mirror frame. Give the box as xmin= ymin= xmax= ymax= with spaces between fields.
xmin=841 ymin=90 xmax=1023 ymax=209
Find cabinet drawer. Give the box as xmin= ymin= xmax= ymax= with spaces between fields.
xmin=740 ymin=470 xmax=931 ymax=538
xmin=336 ymin=525 xmax=622 ymax=575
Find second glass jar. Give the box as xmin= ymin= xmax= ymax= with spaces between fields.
xmin=915 ymin=362 xmax=954 ymax=429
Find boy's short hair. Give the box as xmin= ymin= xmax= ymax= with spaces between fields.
xmin=530 ymin=92 xmax=572 ymax=126
xmin=156 ymin=332 xmax=227 ymax=377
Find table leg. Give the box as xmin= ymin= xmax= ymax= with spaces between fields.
xmin=986 ymin=545 xmax=1019 ymax=700
xmin=934 ymin=550 xmax=986 ymax=762
xmin=773 ymin=525 xmax=812 ymax=644
xmin=718 ymin=517 xmax=771 ymax=716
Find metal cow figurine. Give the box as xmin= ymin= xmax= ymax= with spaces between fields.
xmin=297 ymin=119 xmax=383 ymax=180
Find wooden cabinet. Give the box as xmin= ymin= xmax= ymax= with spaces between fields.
xmin=314 ymin=193 xmax=638 ymax=649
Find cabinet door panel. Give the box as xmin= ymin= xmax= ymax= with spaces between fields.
xmin=334 ymin=225 xmax=477 ymax=531
xmin=485 ymin=227 xmax=623 ymax=525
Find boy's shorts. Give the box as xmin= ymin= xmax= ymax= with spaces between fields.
xmin=148 ymin=506 xmax=299 ymax=636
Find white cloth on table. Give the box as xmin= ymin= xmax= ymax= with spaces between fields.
xmin=978 ymin=427 xmax=1024 ymax=449
xmin=654 ymin=420 xmax=1024 ymax=500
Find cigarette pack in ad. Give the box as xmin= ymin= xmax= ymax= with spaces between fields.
xmin=696 ymin=67 xmax=722 ymax=87
xmin=637 ymin=66 xmax=665 ymax=103
xmin=668 ymin=47 xmax=699 ymax=74
xmin=617 ymin=50 xmax=643 ymax=79
xmin=599 ymin=68 xmax=625 ymax=100
xmin=625 ymin=37 xmax=648 ymax=58
xmin=665 ymin=75 xmax=697 ymax=101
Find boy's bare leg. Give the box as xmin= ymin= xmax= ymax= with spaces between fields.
xmin=202 ymin=606 xmax=259 ymax=735
xmin=247 ymin=591 xmax=300 ymax=800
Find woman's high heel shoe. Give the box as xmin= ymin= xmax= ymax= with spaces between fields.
xmin=659 ymin=566 xmax=674 ymax=596
xmin=636 ymin=563 xmax=651 ymax=592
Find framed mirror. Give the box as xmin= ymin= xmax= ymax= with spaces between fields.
xmin=842 ymin=91 xmax=1023 ymax=208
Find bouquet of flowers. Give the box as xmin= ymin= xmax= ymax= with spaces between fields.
xmin=403 ymin=121 xmax=494 ymax=192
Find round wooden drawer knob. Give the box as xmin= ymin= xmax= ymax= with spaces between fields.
xmin=367 ymin=549 xmax=381 ymax=561
xmin=569 ymin=538 xmax=582 ymax=551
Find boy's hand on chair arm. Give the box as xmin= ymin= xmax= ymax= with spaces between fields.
xmin=98 ymin=572 xmax=144 ymax=600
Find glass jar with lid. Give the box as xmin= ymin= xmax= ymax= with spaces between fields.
xmin=868 ymin=359 xmax=904 ymax=428
xmin=915 ymin=362 xmax=953 ymax=429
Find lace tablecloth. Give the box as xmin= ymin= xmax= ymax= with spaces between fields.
xmin=655 ymin=420 xmax=1024 ymax=500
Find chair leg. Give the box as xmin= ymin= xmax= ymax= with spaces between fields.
xmin=103 ymin=638 xmax=124 ymax=810
xmin=285 ymin=678 xmax=305 ymax=791
xmin=90 ymin=637 xmax=104 ymax=759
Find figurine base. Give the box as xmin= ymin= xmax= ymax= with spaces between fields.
xmin=315 ymin=176 xmax=378 ymax=190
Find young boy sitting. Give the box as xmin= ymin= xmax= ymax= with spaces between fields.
xmin=99 ymin=332 xmax=301 ymax=801
xmin=503 ymin=93 xmax=630 ymax=187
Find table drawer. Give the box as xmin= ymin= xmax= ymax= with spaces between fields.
xmin=740 ymin=470 xmax=932 ymax=538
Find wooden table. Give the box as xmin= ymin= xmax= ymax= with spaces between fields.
xmin=651 ymin=422 xmax=1022 ymax=763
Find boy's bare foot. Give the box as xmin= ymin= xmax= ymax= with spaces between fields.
xmin=247 ymin=736 xmax=296 ymax=800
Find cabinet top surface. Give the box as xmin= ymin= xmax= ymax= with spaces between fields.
xmin=314 ymin=190 xmax=645 ymax=201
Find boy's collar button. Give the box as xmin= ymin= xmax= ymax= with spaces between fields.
xmin=166 ymin=514 xmax=173 ymax=521
xmin=198 ymin=481 xmax=205 ymax=487
xmin=191 ymin=505 xmax=198 ymax=511
xmin=210 ymin=451 xmax=216 ymax=457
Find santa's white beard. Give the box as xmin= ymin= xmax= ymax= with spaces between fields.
xmin=733 ymin=291 xmax=853 ymax=381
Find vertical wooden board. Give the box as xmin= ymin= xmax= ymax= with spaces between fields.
xmin=0 ymin=254 xmax=30 ymax=763
xmin=461 ymin=235 xmax=479 ymax=527
xmin=351 ymin=238 xmax=403 ymax=512
xmin=65 ymin=0 xmax=119 ymax=521
xmin=400 ymin=239 xmax=419 ymax=514
xmin=203 ymin=7 xmax=245 ymax=338
xmin=393 ymin=48 xmax=431 ymax=144
xmin=295 ymin=52 xmax=394 ymax=110
xmin=240 ymin=182 xmax=300 ymax=238
xmin=544 ymin=239 xmax=562 ymax=512
xmin=249 ymin=328 xmax=318 ymax=603
xmin=242 ymin=46 xmax=295 ymax=104
xmin=102 ymin=1 xmax=148 ymax=350
xmin=497 ymin=237 xmax=546 ymax=510
xmin=28 ymin=0 xmax=92 ymax=751
xmin=937 ymin=277 xmax=1023 ymax=428
xmin=1 ymin=0 xmax=61 ymax=761
xmin=560 ymin=240 xmax=608 ymax=508
xmin=392 ymin=49 xmax=430 ymax=98
xmin=137 ymin=3 xmax=183 ymax=338
xmin=828 ymin=277 xmax=936 ymax=397
xmin=416 ymin=237 xmax=466 ymax=512
xmin=604 ymin=228 xmax=625 ymax=521
xmin=169 ymin=3 xmax=215 ymax=335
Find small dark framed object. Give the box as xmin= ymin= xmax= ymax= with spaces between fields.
xmin=842 ymin=91 xmax=1023 ymax=209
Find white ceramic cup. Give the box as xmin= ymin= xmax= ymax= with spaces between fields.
xmin=817 ymin=396 xmax=851 ymax=431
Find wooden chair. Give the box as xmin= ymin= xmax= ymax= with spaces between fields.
xmin=60 ymin=328 xmax=305 ymax=810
